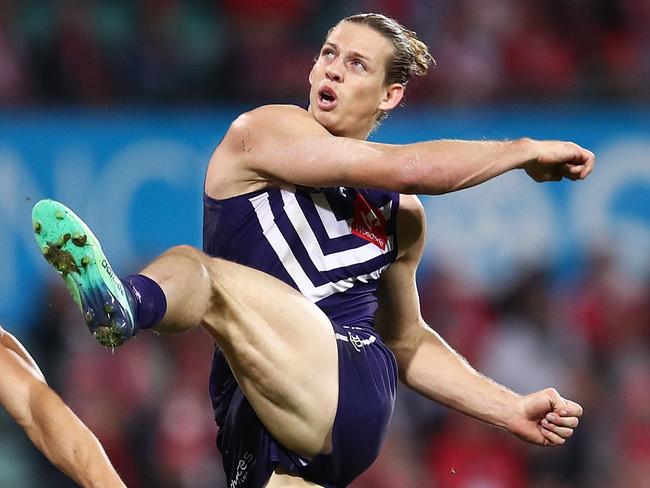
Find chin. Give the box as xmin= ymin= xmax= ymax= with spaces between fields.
xmin=314 ymin=111 xmax=341 ymax=134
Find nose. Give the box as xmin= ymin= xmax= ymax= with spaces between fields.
xmin=325 ymin=58 xmax=344 ymax=82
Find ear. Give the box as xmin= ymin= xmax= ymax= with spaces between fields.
xmin=309 ymin=64 xmax=315 ymax=86
xmin=378 ymin=83 xmax=404 ymax=111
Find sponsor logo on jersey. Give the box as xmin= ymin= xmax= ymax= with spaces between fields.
xmin=351 ymin=193 xmax=388 ymax=250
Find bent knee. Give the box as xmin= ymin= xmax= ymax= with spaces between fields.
xmin=165 ymin=244 xmax=204 ymax=260
xmin=162 ymin=246 xmax=212 ymax=277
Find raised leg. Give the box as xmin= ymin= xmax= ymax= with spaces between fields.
xmin=33 ymin=200 xmax=339 ymax=460
xmin=140 ymin=245 xmax=338 ymax=459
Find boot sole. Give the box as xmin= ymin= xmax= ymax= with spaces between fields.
xmin=32 ymin=199 xmax=134 ymax=347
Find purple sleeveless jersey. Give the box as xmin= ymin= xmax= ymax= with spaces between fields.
xmin=203 ymin=184 xmax=400 ymax=487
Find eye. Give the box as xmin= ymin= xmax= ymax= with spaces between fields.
xmin=350 ymin=59 xmax=366 ymax=72
xmin=321 ymin=49 xmax=335 ymax=61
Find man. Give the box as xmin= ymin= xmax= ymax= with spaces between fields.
xmin=33 ymin=13 xmax=591 ymax=488
xmin=0 ymin=325 xmax=125 ymax=487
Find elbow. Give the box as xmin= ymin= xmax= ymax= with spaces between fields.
xmin=396 ymin=365 xmax=412 ymax=387
xmin=383 ymin=323 xmax=430 ymax=388
xmin=384 ymin=337 xmax=419 ymax=386
xmin=391 ymin=163 xmax=431 ymax=195
xmin=390 ymin=152 xmax=448 ymax=195
xmin=394 ymin=356 xmax=419 ymax=388
xmin=393 ymin=152 xmax=422 ymax=193
xmin=394 ymin=178 xmax=423 ymax=195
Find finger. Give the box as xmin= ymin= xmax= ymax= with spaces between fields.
xmin=579 ymin=151 xmax=595 ymax=179
xmin=540 ymin=425 xmax=566 ymax=446
xmin=555 ymin=400 xmax=584 ymax=418
xmin=546 ymin=412 xmax=579 ymax=428
xmin=560 ymin=167 xmax=581 ymax=181
xmin=564 ymin=163 xmax=584 ymax=174
xmin=564 ymin=162 xmax=583 ymax=172
xmin=542 ymin=418 xmax=574 ymax=439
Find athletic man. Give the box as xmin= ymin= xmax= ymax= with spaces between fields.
xmin=33 ymin=13 xmax=591 ymax=488
xmin=0 ymin=326 xmax=125 ymax=487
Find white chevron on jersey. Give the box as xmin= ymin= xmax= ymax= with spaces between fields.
xmin=311 ymin=191 xmax=351 ymax=238
xmin=310 ymin=189 xmax=393 ymax=241
xmin=249 ymin=191 xmax=388 ymax=302
xmin=280 ymin=189 xmax=393 ymax=270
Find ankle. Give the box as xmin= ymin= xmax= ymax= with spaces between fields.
xmin=122 ymin=274 xmax=167 ymax=329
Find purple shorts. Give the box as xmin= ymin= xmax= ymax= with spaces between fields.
xmin=210 ymin=324 xmax=398 ymax=487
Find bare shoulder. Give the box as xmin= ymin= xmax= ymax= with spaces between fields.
xmin=233 ymin=104 xmax=328 ymax=137
xmin=239 ymin=104 xmax=313 ymax=121
xmin=206 ymin=104 xmax=328 ymax=199
xmin=396 ymin=194 xmax=426 ymax=262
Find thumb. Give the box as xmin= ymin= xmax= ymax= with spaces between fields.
xmin=526 ymin=388 xmax=567 ymax=418
xmin=546 ymin=387 xmax=568 ymax=411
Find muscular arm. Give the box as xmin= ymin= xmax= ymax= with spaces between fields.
xmin=205 ymin=105 xmax=594 ymax=199
xmin=0 ymin=328 xmax=125 ymax=488
xmin=374 ymin=196 xmax=582 ymax=446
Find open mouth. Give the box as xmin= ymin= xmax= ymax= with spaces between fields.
xmin=317 ymin=86 xmax=338 ymax=110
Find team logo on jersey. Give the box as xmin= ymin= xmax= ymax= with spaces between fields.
xmin=351 ymin=193 xmax=388 ymax=250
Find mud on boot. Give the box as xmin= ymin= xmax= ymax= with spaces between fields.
xmin=32 ymin=199 xmax=136 ymax=347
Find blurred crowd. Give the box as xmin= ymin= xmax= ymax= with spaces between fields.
xmin=0 ymin=0 xmax=649 ymax=107
xmin=0 ymin=0 xmax=649 ymax=487
xmin=0 ymin=246 xmax=646 ymax=487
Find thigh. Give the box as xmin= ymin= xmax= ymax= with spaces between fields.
xmin=214 ymin=325 xmax=397 ymax=488
xmin=202 ymin=257 xmax=338 ymax=459
xmin=217 ymin=386 xmax=328 ymax=488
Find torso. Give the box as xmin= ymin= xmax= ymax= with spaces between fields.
xmin=203 ymin=183 xmax=400 ymax=329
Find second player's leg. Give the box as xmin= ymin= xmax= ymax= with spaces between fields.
xmin=140 ymin=245 xmax=339 ymax=459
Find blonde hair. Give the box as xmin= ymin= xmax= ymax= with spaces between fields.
xmin=334 ymin=13 xmax=435 ymax=86
xmin=328 ymin=13 xmax=434 ymax=124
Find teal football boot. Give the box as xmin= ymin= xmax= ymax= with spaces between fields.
xmin=32 ymin=199 xmax=136 ymax=347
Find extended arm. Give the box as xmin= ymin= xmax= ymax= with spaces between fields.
xmin=374 ymin=196 xmax=582 ymax=445
xmin=0 ymin=327 xmax=125 ymax=488
xmin=205 ymin=105 xmax=595 ymax=199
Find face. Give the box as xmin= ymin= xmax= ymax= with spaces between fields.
xmin=308 ymin=22 xmax=404 ymax=140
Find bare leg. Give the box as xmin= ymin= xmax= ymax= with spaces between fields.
xmin=141 ymin=246 xmax=338 ymax=459
xmin=32 ymin=202 xmax=337 ymax=461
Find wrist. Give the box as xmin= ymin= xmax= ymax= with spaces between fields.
xmin=492 ymin=389 xmax=524 ymax=432
xmin=511 ymin=137 xmax=538 ymax=170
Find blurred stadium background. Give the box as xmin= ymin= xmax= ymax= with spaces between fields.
xmin=0 ymin=0 xmax=649 ymax=486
